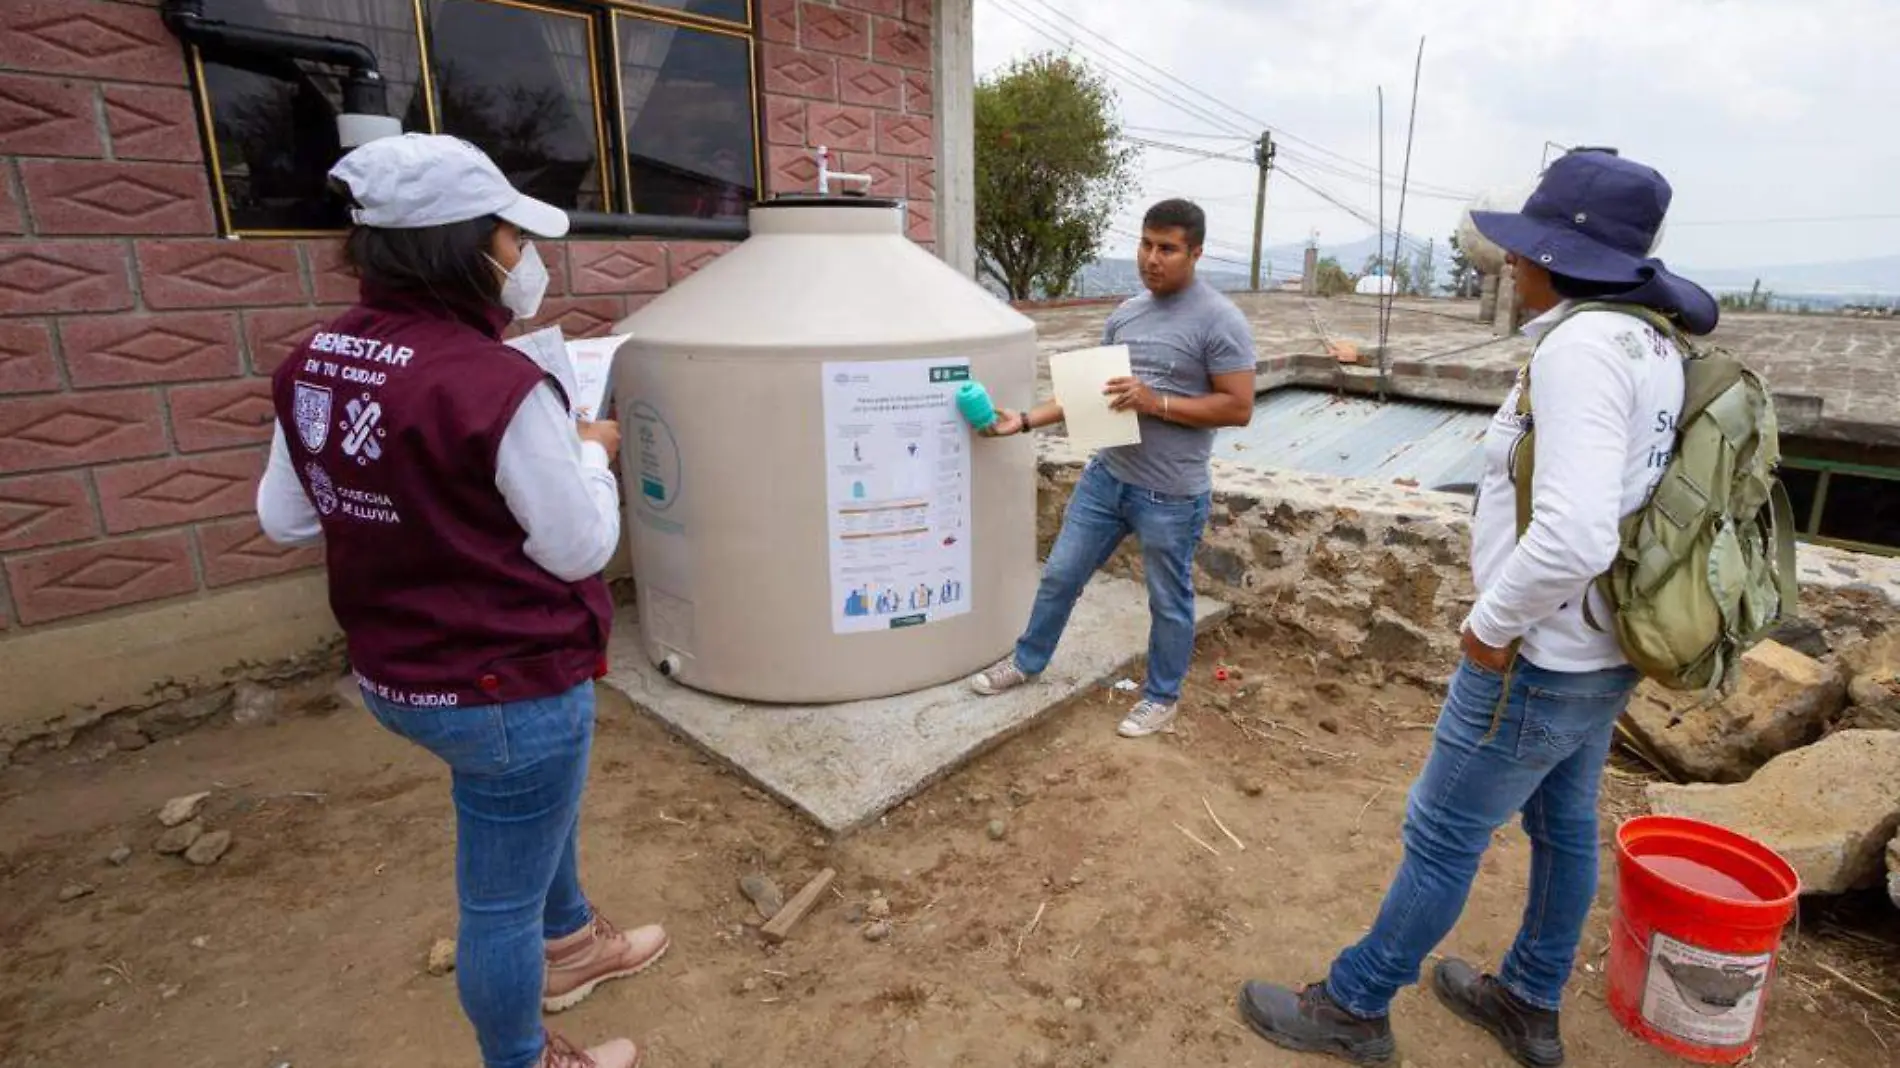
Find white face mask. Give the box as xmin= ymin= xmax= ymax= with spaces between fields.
xmin=488 ymin=241 xmax=549 ymax=319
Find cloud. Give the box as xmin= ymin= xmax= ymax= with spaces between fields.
xmin=975 ymin=0 xmax=1900 ymax=271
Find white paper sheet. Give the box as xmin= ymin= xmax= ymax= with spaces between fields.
xmin=1050 ymin=344 xmax=1141 ymax=451
xmin=505 ymin=329 xmax=625 ymax=421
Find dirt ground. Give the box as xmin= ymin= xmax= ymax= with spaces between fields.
xmin=3 ymin=621 xmax=1897 ymax=1068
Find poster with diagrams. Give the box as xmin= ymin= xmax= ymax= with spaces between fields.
xmin=823 ymin=357 xmax=974 ymax=634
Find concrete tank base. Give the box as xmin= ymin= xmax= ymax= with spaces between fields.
xmin=600 ymin=575 xmax=1230 ymax=835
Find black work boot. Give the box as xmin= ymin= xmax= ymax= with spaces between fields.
xmin=1236 ymin=980 xmax=1397 ymax=1065
xmin=1431 ymin=958 xmax=1564 ymax=1068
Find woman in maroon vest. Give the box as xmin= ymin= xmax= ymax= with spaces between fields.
xmin=258 ymin=134 xmax=664 ymax=1068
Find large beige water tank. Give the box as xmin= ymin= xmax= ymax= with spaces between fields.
xmin=608 ymin=197 xmax=1040 ymax=703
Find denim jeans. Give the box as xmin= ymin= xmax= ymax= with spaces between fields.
xmin=1016 ymin=458 xmax=1211 ymax=704
xmin=1326 ymin=657 xmax=1641 ymax=1017
xmin=364 ymin=680 xmax=599 ymax=1068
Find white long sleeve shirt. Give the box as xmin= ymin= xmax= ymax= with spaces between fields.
xmin=1464 ymin=303 xmax=1686 ymax=672
xmin=257 ymin=380 xmax=621 ymax=583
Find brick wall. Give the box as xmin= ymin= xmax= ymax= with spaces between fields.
xmin=0 ymin=0 xmax=939 ymax=635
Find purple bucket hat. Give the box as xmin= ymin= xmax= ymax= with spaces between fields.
xmin=1471 ymin=150 xmax=1719 ymax=334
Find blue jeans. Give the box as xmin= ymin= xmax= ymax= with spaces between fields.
xmin=1327 ymin=657 xmax=1641 ymax=1017
xmin=1016 ymin=459 xmax=1211 ymax=704
xmin=364 ymin=681 xmax=599 ymax=1068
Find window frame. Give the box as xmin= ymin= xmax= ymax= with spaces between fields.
xmin=186 ymin=0 xmax=760 ymax=238
xmin=1781 ymin=457 xmax=1900 ymax=558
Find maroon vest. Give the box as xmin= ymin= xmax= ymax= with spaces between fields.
xmin=271 ymin=286 xmax=612 ymax=708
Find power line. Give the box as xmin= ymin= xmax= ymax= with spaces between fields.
xmin=985 ymin=0 xmax=1257 ymax=141
xmin=1007 ymin=0 xmax=1475 ymax=198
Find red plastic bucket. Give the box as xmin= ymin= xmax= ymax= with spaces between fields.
xmin=1607 ymin=815 xmax=1801 ymax=1064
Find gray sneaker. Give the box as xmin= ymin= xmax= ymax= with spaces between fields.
xmin=970 ymin=657 xmax=1034 ymax=696
xmin=1117 ymin=700 xmax=1178 ymax=738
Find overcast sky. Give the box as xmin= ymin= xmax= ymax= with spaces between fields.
xmin=973 ymin=0 xmax=1900 ymax=274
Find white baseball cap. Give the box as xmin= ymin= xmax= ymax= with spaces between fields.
xmin=328 ymin=133 xmax=570 ymax=238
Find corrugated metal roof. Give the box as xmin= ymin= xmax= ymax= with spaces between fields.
xmin=1218 ymin=388 xmax=1493 ymax=491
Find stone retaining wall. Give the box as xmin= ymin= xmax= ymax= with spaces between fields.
xmin=1033 ymin=438 xmax=1900 ymax=673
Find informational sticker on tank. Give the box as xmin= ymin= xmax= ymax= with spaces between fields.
xmin=823 ymin=357 xmax=974 ymax=634
xmin=1640 ymin=932 xmax=1773 ymax=1048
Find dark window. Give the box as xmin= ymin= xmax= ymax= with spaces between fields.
xmin=425 ymin=0 xmax=609 ymax=214
xmin=196 ymin=0 xmax=430 ymax=232
xmin=616 ymin=15 xmax=756 ymax=218
xmin=188 ymin=0 xmax=759 ymax=235
xmin=620 ymin=0 xmax=751 ymax=25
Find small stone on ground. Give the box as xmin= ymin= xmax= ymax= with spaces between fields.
xmin=185 ymin=830 xmax=233 ymax=866
xmin=739 ymin=873 xmax=784 ymax=921
xmin=426 ymin=938 xmax=456 ymax=976
xmin=105 ymin=845 xmax=132 ymax=866
xmin=155 ymin=819 xmax=205 ymax=855
xmin=158 ymin=792 xmax=211 ymax=828
xmin=862 ymin=920 xmax=893 ymax=942
xmin=58 ymin=882 xmax=95 ymax=903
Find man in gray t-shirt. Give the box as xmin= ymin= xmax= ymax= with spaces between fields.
xmin=969 ymin=199 xmax=1257 ymax=739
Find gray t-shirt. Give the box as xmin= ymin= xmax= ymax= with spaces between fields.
xmin=1097 ymin=280 xmax=1257 ymax=496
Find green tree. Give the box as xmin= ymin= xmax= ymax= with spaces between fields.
xmin=1314 ymin=256 xmax=1354 ymax=296
xmin=975 ymin=54 xmax=1138 ymax=300
xmin=1447 ymin=232 xmax=1475 ymax=296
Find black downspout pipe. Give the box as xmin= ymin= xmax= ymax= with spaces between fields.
xmin=160 ymin=0 xmax=390 ymax=117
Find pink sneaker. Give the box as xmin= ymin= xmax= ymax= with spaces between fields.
xmin=543 ymin=911 xmax=670 ymax=1013
xmin=538 ymin=1031 xmax=640 ymax=1068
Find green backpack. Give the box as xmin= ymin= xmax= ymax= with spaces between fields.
xmin=1511 ymin=302 xmax=1799 ymax=692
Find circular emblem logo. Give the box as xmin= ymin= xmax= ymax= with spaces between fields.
xmin=305 ymin=461 xmax=338 ymax=516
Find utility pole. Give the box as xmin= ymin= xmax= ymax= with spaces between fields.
xmin=1249 ymin=131 xmax=1276 ymax=291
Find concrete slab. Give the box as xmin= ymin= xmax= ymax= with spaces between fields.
xmin=601 ymin=575 xmax=1229 ymax=834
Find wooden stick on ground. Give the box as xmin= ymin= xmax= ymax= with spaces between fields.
xmin=1815 ymin=961 xmax=1900 ymax=1011
xmin=1015 ymin=901 xmax=1047 ymax=958
xmin=760 ymin=867 xmax=837 ymax=943
xmin=1173 ymin=822 xmax=1222 ymax=857
xmin=1202 ymin=797 xmax=1246 ymax=852
xmin=1353 ymin=786 xmax=1389 ymax=836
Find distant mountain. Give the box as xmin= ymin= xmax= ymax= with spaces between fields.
xmin=1682 ymin=254 xmax=1900 ymax=303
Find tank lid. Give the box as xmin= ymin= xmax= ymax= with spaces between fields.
xmin=761 ymin=193 xmax=901 ymax=210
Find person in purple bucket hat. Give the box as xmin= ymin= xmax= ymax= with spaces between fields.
xmin=1235 ymin=150 xmax=1721 ymax=1068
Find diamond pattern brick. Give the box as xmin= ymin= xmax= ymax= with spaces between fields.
xmin=167 ymin=378 xmax=275 ymax=453
xmin=527 ymin=297 xmax=624 ymax=340
xmin=196 ymin=516 xmax=321 ymax=588
xmin=765 ymin=96 xmax=807 ymax=146
xmin=0 ymin=240 xmax=132 ymax=315
xmin=858 ymin=154 xmax=906 ymax=198
xmin=60 ymin=311 xmax=241 ymax=387
xmin=768 ymin=144 xmax=822 ymax=195
xmin=241 ymin=305 xmax=346 ymax=375
xmin=808 ymin=102 xmax=877 ymax=152
xmin=872 ymin=16 xmax=930 ymax=70
xmin=840 ymin=0 xmax=902 ymax=15
xmin=6 ymin=530 xmax=196 ymax=625
xmin=877 ymin=112 xmax=933 ymax=157
xmin=758 ymin=0 xmax=797 ymax=42
xmin=21 ymin=159 xmax=214 ymax=235
xmin=904 ymin=0 xmax=932 ymax=26
xmin=903 ymin=69 xmax=932 ymax=115
xmin=0 ymin=320 xmax=58 ymax=395
xmin=102 ymin=84 xmax=200 ymax=162
xmin=761 ymin=43 xmax=837 ymax=100
xmin=837 ymin=58 xmax=902 ymax=110
xmin=0 ymin=471 xmax=95 ymax=551
xmin=569 ymin=241 xmax=667 ymax=295
xmin=668 ymin=242 xmax=735 ymax=285
xmin=907 ymin=160 xmax=935 ymax=202
xmin=0 ymin=173 xmax=22 ymax=235
xmin=301 ymin=239 xmax=357 ymax=303
xmin=0 ymin=0 xmax=186 ymax=85
xmin=800 ymin=2 xmax=869 ymax=57
xmin=905 ymin=197 xmax=934 ymax=244
xmin=0 ymin=72 xmax=101 ymax=158
xmin=137 ymin=240 xmax=306 ymax=309
xmin=95 ymin=448 xmax=261 ymax=534
xmin=0 ymin=390 xmax=166 ymax=475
